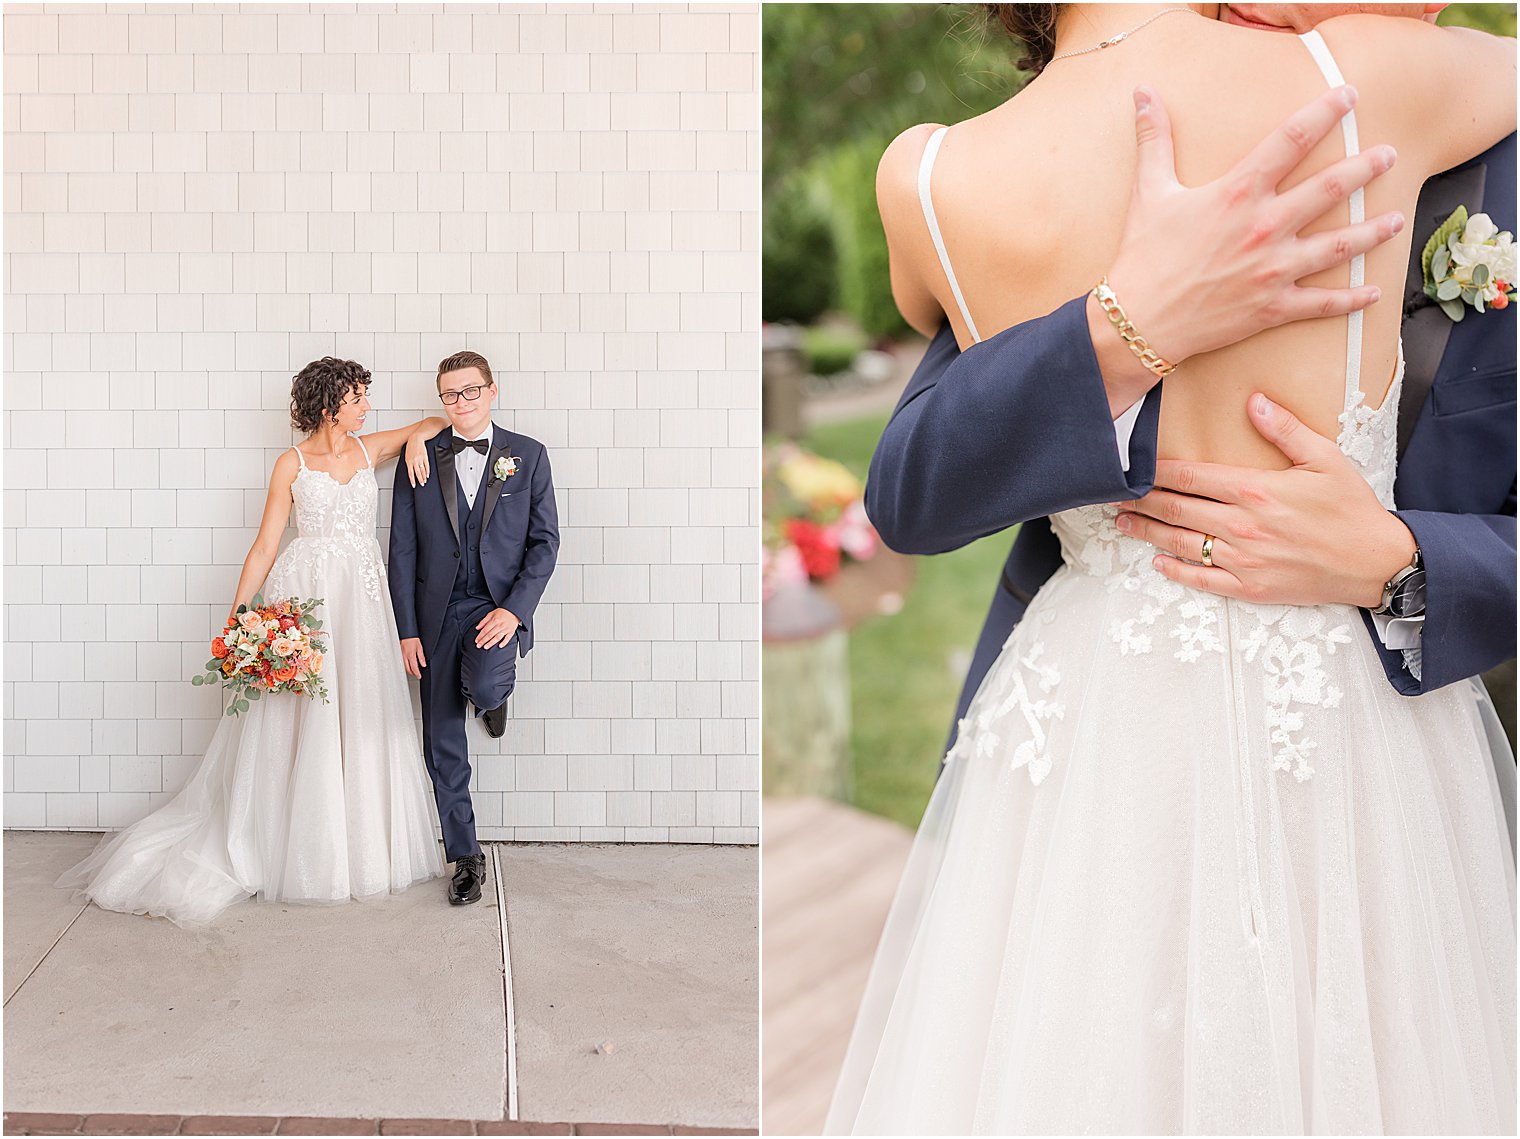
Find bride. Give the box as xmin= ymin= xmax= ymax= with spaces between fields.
xmin=58 ymin=357 xmax=452 ymax=927
xmin=826 ymin=4 xmax=1516 ymax=1134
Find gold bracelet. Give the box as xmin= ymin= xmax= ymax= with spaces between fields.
xmin=1092 ymin=276 xmax=1177 ymax=379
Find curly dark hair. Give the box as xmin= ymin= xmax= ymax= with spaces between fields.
xmin=983 ymin=4 xmax=1066 ymax=75
xmin=290 ymin=357 xmax=371 ymax=435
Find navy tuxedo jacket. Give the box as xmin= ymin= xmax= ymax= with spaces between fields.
xmin=866 ymin=134 xmax=1516 ymax=738
xmin=388 ymin=423 xmax=559 ymax=660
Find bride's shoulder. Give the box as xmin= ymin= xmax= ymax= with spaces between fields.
xmin=875 ymin=123 xmax=946 ymax=230
xmin=1313 ymin=14 xmax=1514 ymax=172
xmin=268 ymin=446 xmax=302 ymax=494
xmin=877 ymin=124 xmax=942 ymax=193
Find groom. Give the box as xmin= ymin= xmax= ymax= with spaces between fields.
xmin=867 ymin=10 xmax=1515 ymax=790
xmin=389 ymin=350 xmax=560 ymax=905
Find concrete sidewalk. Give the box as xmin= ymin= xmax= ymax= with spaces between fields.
xmin=3 ymin=833 xmax=757 ymax=1133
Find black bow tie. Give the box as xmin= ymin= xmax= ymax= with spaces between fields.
xmin=451 ymin=437 xmax=489 ymax=455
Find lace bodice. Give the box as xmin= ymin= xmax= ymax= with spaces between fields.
xmin=289 ymin=435 xmax=378 ymax=541
xmin=271 ymin=435 xmax=384 ymax=602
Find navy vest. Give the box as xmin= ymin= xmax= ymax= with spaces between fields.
xmin=449 ymin=472 xmax=493 ymax=607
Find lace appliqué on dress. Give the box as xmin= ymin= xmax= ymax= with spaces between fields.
xmin=1085 ymin=512 xmax=1356 ymax=781
xmin=1240 ymin=607 xmax=1354 ymax=781
xmin=948 ymin=640 xmax=1065 ymax=785
xmin=1337 ymin=389 xmax=1397 ymax=508
xmin=273 ymin=467 xmax=385 ymax=604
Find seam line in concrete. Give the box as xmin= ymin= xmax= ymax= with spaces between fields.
xmin=4 ymin=902 xmax=89 ymax=1009
xmin=492 ymin=844 xmax=519 ymax=1122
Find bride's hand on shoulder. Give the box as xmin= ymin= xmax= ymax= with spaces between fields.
xmin=405 ymin=431 xmax=432 ymax=488
xmin=355 ymin=416 xmax=448 ymax=480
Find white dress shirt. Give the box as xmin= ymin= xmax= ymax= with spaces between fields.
xmin=454 ymin=422 xmax=494 ymax=509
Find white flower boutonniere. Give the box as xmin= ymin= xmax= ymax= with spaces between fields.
xmin=1422 ymin=207 xmax=1516 ymax=321
xmin=494 ymin=455 xmax=519 ymax=482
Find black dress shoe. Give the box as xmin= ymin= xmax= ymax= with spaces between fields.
xmin=482 ymin=700 xmax=508 ymax=739
xmin=448 ymin=853 xmax=486 ymax=906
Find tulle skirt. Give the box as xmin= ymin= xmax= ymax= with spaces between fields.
xmin=826 ymin=565 xmax=1517 ymax=1134
xmin=57 ymin=537 xmax=444 ymax=928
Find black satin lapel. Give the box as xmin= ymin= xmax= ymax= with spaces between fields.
xmin=436 ymin=436 xmax=461 ymax=546
xmin=1398 ymin=163 xmax=1487 ymax=458
xmin=477 ymin=425 xmax=507 ymax=537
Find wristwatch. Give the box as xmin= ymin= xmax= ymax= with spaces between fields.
xmin=1371 ymin=545 xmax=1425 ymax=618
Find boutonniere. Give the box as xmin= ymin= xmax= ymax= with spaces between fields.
xmin=494 ymin=455 xmax=519 ymax=482
xmin=1421 ymin=207 xmax=1516 ymax=321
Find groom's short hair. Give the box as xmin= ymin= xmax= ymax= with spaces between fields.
xmin=437 ymin=351 xmax=494 ymax=390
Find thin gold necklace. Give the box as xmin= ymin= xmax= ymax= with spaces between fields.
xmin=1047 ymin=7 xmax=1195 ymax=64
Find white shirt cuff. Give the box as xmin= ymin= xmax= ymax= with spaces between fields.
xmin=1370 ymin=610 xmax=1424 ymax=650
xmin=1113 ymin=398 xmax=1143 ymax=473
xmin=1371 ymin=610 xmax=1425 ymax=681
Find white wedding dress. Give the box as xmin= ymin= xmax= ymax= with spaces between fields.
xmin=58 ymin=434 xmax=444 ymax=927
xmin=826 ymin=32 xmax=1517 ymax=1135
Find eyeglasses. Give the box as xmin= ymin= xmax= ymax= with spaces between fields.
xmin=439 ymin=384 xmax=489 ymax=406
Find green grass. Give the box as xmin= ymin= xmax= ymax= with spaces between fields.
xmin=804 ymin=323 xmax=868 ymax=376
xmin=803 ymin=414 xmax=1018 ymax=829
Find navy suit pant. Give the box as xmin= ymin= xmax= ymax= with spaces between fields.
xmin=420 ymin=595 xmax=519 ymax=862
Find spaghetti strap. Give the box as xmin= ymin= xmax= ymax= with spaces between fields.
xmin=1298 ymin=29 xmax=1364 ymax=410
xmin=917 ymin=126 xmax=982 ymax=344
xmin=353 ymin=433 xmax=372 ymax=468
xmin=291 ymin=445 xmax=307 ymax=470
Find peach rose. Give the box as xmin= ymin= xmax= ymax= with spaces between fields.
xmin=272 ymin=637 xmax=295 ymax=657
xmin=309 ymin=652 xmax=324 ymax=673
xmin=238 ymin=610 xmax=263 ymax=631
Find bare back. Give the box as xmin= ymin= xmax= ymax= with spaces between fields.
xmin=883 ymin=13 xmax=1514 ymax=470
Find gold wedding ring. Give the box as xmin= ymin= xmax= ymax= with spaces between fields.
xmin=1200 ymin=535 xmax=1216 ymax=567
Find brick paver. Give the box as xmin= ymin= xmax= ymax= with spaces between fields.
xmin=3 ymin=1115 xmax=757 ymax=1137
xmin=180 ymin=1117 xmax=280 ymax=1135
xmin=80 ymin=1117 xmax=183 ymax=1135
xmin=2 ymin=1115 xmax=85 ymax=1134
xmin=275 ymin=1122 xmax=379 ymax=1136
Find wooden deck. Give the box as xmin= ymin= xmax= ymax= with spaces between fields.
xmin=761 ymin=797 xmax=913 ymax=1137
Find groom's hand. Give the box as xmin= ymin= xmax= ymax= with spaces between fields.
xmin=475 ymin=608 xmax=520 ymax=650
xmin=1095 ymin=84 xmax=1404 ymax=413
xmin=1115 ymin=394 xmax=1418 ymax=608
xmin=400 ymin=637 xmax=427 ymax=678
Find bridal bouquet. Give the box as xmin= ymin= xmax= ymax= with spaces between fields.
xmin=763 ymin=443 xmax=878 ymax=595
xmin=192 ymin=594 xmax=331 ymax=716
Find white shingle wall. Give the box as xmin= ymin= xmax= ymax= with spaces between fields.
xmin=3 ymin=3 xmax=760 ymax=844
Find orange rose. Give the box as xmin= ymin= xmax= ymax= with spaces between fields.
xmin=271 ymin=665 xmax=298 ymax=683
xmin=211 ymin=637 xmax=229 ymax=659
xmin=221 ymin=659 xmax=235 ymax=676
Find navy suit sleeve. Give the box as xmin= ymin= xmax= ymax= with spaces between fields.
xmin=864 ymin=295 xmax=1163 ymax=555
xmin=502 ymin=448 xmax=560 ymax=635
xmin=1364 ymin=502 xmax=1518 ymax=695
xmin=388 ymin=457 xmax=420 ymax=641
